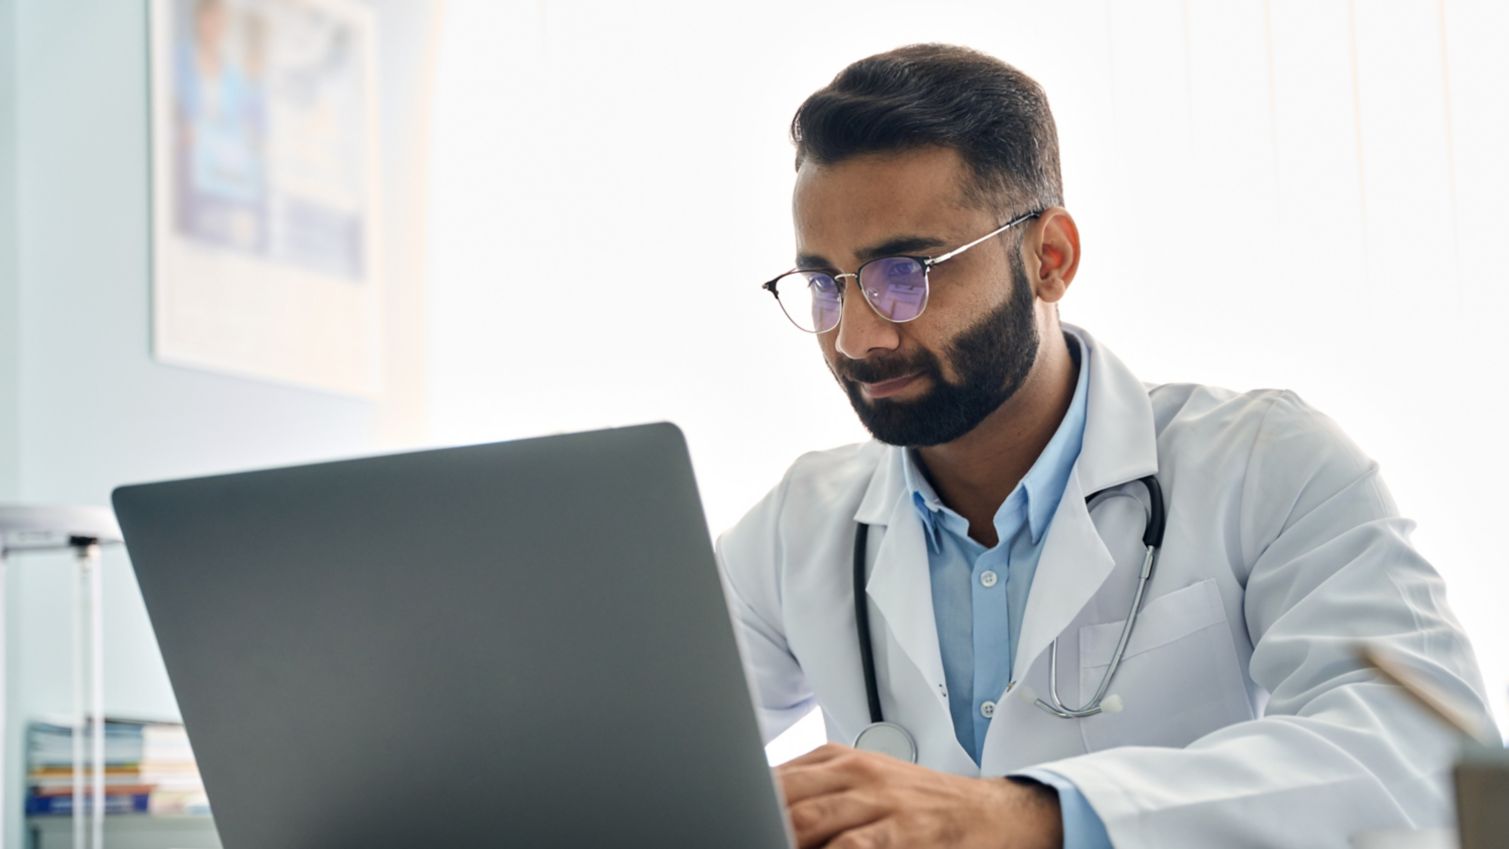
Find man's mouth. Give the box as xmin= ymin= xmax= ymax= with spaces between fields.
xmin=857 ymin=372 xmax=922 ymax=400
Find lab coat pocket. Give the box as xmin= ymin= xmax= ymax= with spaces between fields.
xmin=1077 ymin=578 xmax=1252 ymax=751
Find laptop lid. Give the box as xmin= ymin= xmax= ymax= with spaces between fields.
xmin=113 ymin=423 xmax=792 ymax=849
xmin=1455 ymin=743 xmax=1509 ymax=849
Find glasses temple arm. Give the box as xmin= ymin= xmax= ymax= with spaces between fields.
xmin=929 ymin=210 xmax=1042 ymax=266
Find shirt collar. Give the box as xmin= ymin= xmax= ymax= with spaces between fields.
xmin=902 ymin=331 xmax=1091 ymax=549
xmin=902 ymin=457 xmax=950 ymax=553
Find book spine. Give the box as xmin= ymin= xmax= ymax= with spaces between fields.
xmin=23 ymin=792 xmax=151 ymax=816
xmin=29 ymin=783 xmax=155 ymax=797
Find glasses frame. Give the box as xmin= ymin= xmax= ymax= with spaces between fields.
xmin=761 ymin=209 xmax=1043 ymax=334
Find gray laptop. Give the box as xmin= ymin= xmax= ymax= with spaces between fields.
xmin=113 ymin=423 xmax=793 ymax=849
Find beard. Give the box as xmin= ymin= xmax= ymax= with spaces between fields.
xmin=832 ymin=252 xmax=1039 ymax=447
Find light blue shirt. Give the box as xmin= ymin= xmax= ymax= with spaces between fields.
xmin=901 ymin=332 xmax=1112 ymax=849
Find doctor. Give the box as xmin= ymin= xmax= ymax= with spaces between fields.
xmin=716 ymin=44 xmax=1495 ymax=849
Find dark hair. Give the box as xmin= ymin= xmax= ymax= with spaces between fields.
xmin=791 ymin=44 xmax=1063 ymax=214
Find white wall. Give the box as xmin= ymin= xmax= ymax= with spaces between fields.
xmin=0 ymin=0 xmax=18 ymax=501
xmin=1 ymin=1 xmax=437 ymax=846
xmin=425 ymin=0 xmax=1509 ymax=760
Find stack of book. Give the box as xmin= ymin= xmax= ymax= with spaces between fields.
xmin=24 ymin=718 xmax=210 ymax=817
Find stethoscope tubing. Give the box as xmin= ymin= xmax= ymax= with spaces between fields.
xmin=853 ymin=521 xmax=884 ymax=724
xmin=852 ymin=475 xmax=1166 ymax=735
xmin=1035 ymin=541 xmax=1158 ymax=718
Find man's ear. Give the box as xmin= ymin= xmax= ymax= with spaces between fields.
xmin=1031 ymin=208 xmax=1079 ymax=304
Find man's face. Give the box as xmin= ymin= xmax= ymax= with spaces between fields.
xmin=792 ymin=147 xmax=1041 ymax=447
xmin=196 ymin=1 xmax=227 ymax=51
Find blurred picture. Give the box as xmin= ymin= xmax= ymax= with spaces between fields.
xmin=150 ymin=0 xmax=382 ymax=396
xmin=169 ymin=0 xmax=369 ymax=281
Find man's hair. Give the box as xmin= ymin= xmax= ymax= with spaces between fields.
xmin=791 ymin=44 xmax=1063 ymax=214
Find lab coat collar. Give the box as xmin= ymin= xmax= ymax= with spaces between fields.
xmin=854 ymin=440 xmax=905 ymax=526
xmin=1066 ymin=323 xmax=1159 ymax=496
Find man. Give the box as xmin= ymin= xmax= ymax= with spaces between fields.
xmin=716 ymin=44 xmax=1494 ymax=849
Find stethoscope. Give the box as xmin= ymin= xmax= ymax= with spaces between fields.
xmin=851 ymin=475 xmax=1166 ymax=763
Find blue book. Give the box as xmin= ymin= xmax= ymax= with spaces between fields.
xmin=24 ymin=792 xmax=150 ymax=817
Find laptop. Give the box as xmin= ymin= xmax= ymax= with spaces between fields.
xmin=1456 ymin=742 xmax=1509 ymax=849
xmin=113 ymin=423 xmax=794 ymax=849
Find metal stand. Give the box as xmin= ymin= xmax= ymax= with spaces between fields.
xmin=1 ymin=505 xmax=122 ymax=849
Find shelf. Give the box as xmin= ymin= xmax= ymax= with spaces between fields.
xmin=26 ymin=814 xmax=220 ymax=849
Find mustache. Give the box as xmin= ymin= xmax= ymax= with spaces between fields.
xmin=835 ymin=352 xmax=939 ymax=385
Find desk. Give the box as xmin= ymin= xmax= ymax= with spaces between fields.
xmin=1351 ymin=828 xmax=1457 ymax=849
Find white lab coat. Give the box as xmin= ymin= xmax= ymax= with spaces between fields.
xmin=715 ymin=324 xmax=1494 ymax=849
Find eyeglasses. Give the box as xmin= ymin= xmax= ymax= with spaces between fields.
xmin=761 ymin=210 xmax=1041 ymax=334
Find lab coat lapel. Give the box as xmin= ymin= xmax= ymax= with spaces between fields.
xmin=862 ymin=493 xmax=949 ymax=708
xmin=1011 ymin=325 xmax=1160 ymax=680
xmin=852 ymin=450 xmax=950 ymax=716
xmin=1011 ymin=470 xmax=1114 ymax=679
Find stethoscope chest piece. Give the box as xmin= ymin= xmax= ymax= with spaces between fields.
xmin=853 ymin=721 xmax=917 ymax=763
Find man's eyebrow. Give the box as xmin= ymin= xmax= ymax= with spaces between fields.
xmin=795 ymin=234 xmax=951 ymax=271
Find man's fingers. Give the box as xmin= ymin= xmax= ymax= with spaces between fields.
xmin=777 ymin=758 xmax=857 ymax=804
xmin=777 ymin=744 xmax=892 ymax=803
xmin=786 ymin=790 xmax=885 ymax=849
xmin=823 ymin=818 xmax=896 ymax=849
xmin=780 ymin=742 xmax=851 ymax=768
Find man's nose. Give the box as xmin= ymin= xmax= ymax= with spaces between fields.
xmin=833 ymin=280 xmax=902 ymax=360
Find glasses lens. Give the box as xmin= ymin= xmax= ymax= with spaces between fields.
xmin=858 ymin=257 xmax=928 ymax=322
xmin=772 ymin=271 xmax=842 ymax=333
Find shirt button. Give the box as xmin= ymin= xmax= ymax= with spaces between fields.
xmin=979 ymin=570 xmax=999 ymax=588
xmin=980 ymin=700 xmax=996 ymax=718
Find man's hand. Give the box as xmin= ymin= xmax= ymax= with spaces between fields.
xmin=775 ymin=743 xmax=1063 ymax=849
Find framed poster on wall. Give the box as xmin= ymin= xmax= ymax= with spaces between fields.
xmin=149 ymin=0 xmax=382 ymax=396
